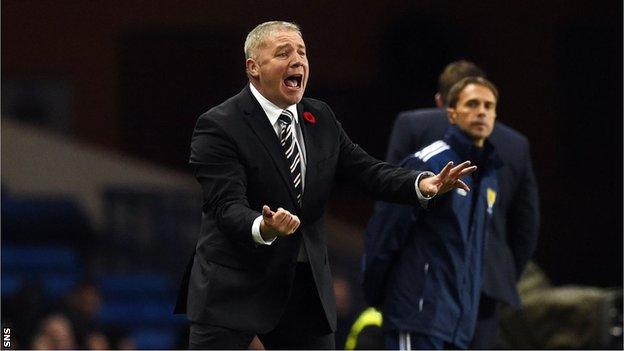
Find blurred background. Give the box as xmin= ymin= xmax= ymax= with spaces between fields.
xmin=1 ymin=0 xmax=622 ymax=349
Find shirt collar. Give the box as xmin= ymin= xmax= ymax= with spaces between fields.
xmin=249 ymin=83 xmax=299 ymax=126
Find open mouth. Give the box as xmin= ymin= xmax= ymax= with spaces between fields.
xmin=284 ymin=74 xmax=302 ymax=89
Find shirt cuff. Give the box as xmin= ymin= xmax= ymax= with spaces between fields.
xmin=252 ymin=215 xmax=277 ymax=245
xmin=415 ymin=171 xmax=436 ymax=209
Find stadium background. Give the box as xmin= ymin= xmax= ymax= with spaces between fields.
xmin=2 ymin=0 xmax=621 ymax=349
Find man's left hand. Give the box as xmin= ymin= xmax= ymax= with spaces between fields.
xmin=419 ymin=161 xmax=477 ymax=197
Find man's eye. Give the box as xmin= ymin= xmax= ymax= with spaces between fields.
xmin=299 ymin=51 xmax=306 ymax=57
xmin=277 ymin=52 xmax=287 ymax=57
xmin=466 ymin=101 xmax=478 ymax=107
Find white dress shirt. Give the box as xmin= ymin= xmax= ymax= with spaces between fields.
xmin=249 ymin=84 xmax=307 ymax=245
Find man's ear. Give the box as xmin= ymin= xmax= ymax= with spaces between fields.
xmin=446 ymin=107 xmax=456 ymax=124
xmin=246 ymin=58 xmax=259 ymax=79
xmin=434 ymin=93 xmax=444 ymax=107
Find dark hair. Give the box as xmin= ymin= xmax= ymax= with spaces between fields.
xmin=438 ymin=60 xmax=486 ymax=104
xmin=446 ymin=76 xmax=499 ymax=108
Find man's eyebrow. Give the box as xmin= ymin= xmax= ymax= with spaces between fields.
xmin=466 ymin=97 xmax=496 ymax=103
xmin=274 ymin=44 xmax=293 ymax=51
xmin=274 ymin=43 xmax=306 ymax=51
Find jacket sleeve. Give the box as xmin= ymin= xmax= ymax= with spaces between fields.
xmin=189 ymin=113 xmax=260 ymax=247
xmin=385 ymin=112 xmax=415 ymax=165
xmin=326 ymin=105 xmax=422 ymax=205
xmin=362 ymin=156 xmax=426 ymax=306
xmin=506 ymin=144 xmax=540 ymax=279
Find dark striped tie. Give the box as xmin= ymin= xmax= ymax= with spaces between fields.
xmin=278 ymin=110 xmax=303 ymax=205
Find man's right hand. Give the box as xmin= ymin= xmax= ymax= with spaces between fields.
xmin=259 ymin=205 xmax=301 ymax=241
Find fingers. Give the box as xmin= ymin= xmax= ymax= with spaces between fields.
xmin=432 ymin=160 xmax=477 ymax=195
xmin=455 ymin=179 xmax=471 ymax=192
xmin=454 ymin=160 xmax=471 ymax=169
xmin=273 ymin=208 xmax=289 ymax=226
xmin=280 ymin=212 xmax=299 ymax=235
xmin=449 ymin=161 xmax=476 ymax=177
xmin=457 ymin=165 xmax=477 ymax=177
xmin=283 ymin=214 xmax=301 ymax=234
xmin=262 ymin=205 xmax=274 ymax=219
xmin=291 ymin=215 xmax=301 ymax=233
xmin=437 ymin=161 xmax=454 ymax=179
xmin=447 ymin=161 xmax=471 ymax=176
xmin=264 ymin=206 xmax=300 ymax=236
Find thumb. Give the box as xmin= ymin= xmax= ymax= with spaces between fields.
xmin=262 ymin=205 xmax=274 ymax=219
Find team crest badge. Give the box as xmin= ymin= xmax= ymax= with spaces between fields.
xmin=487 ymin=188 xmax=497 ymax=214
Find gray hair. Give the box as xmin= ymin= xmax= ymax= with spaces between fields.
xmin=244 ymin=21 xmax=302 ymax=59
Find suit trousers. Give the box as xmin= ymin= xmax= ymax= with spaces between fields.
xmin=188 ymin=262 xmax=334 ymax=350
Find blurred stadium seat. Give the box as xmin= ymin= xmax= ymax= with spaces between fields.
xmin=1 ymin=245 xmax=82 ymax=301
xmin=97 ymin=272 xmax=182 ymax=330
xmin=99 ymin=272 xmax=174 ymax=298
xmin=133 ymin=328 xmax=177 ymax=349
xmin=1 ymin=195 xmax=93 ymax=247
xmin=2 ymin=245 xmax=80 ymax=274
xmin=1 ymin=274 xmax=21 ymax=296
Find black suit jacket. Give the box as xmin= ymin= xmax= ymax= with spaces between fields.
xmin=175 ymin=85 xmax=422 ymax=333
xmin=386 ymin=108 xmax=539 ymax=308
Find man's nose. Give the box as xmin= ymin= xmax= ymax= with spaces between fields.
xmin=291 ymin=55 xmax=306 ymax=67
xmin=477 ymin=105 xmax=487 ymax=116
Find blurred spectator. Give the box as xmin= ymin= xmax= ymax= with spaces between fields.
xmin=85 ymin=331 xmax=110 ymax=350
xmin=2 ymin=282 xmax=48 ymax=347
xmin=333 ymin=275 xmax=356 ymax=349
xmin=248 ymin=335 xmax=264 ymax=350
xmin=62 ymin=282 xmax=106 ymax=348
xmin=115 ymin=334 xmax=137 ymax=350
xmin=30 ymin=313 xmax=76 ymax=350
xmin=105 ymin=329 xmax=137 ymax=350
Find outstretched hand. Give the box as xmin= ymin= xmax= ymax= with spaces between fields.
xmin=259 ymin=205 xmax=301 ymax=240
xmin=418 ymin=161 xmax=477 ymax=197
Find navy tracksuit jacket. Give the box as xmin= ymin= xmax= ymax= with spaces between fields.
xmin=362 ymin=125 xmax=502 ymax=348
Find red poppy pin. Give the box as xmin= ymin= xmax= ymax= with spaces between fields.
xmin=303 ymin=112 xmax=316 ymax=125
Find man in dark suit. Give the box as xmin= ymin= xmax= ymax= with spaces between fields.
xmin=175 ymin=22 xmax=475 ymax=349
xmin=385 ymin=60 xmax=540 ymax=348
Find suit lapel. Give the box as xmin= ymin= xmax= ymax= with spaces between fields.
xmin=297 ymin=102 xmax=318 ymax=210
xmin=240 ymin=86 xmax=300 ymax=208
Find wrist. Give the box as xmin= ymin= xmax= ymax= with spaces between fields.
xmin=260 ymin=219 xmax=278 ymax=240
xmin=418 ymin=175 xmax=435 ymax=198
xmin=414 ymin=171 xmax=436 ymax=209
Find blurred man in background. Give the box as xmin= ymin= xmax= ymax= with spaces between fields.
xmin=363 ymin=77 xmax=502 ymax=349
xmin=30 ymin=314 xmax=77 ymax=350
xmin=384 ymin=61 xmax=540 ymax=348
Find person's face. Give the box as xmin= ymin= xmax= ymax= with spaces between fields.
xmin=447 ymin=84 xmax=497 ymax=147
xmin=246 ymin=29 xmax=309 ymax=109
